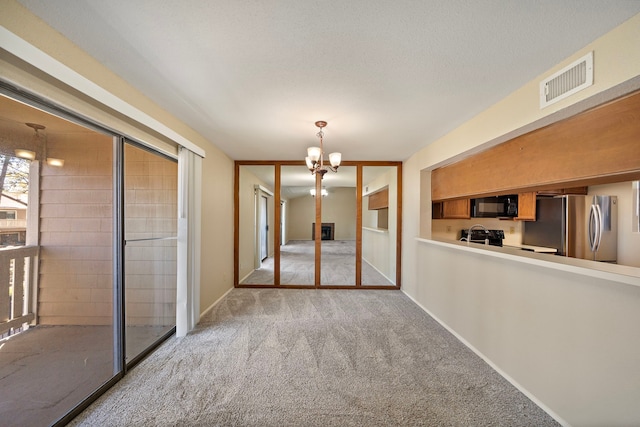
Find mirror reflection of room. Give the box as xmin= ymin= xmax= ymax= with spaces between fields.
xmin=235 ymin=162 xmax=402 ymax=287
xmin=238 ymin=165 xmax=275 ymax=285
xmin=362 ymin=166 xmax=397 ymax=286
xmin=279 ymin=165 xmax=316 ymax=285
xmin=320 ymin=166 xmax=357 ymax=286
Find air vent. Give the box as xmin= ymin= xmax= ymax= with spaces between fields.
xmin=540 ymin=52 xmax=593 ymax=109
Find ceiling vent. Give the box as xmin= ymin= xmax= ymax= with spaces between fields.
xmin=540 ymin=52 xmax=593 ymax=109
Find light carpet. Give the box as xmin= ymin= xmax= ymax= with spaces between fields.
xmin=70 ymin=289 xmax=559 ymax=426
xmin=241 ymin=240 xmax=393 ymax=286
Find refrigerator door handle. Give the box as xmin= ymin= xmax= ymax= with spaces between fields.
xmin=588 ymin=203 xmax=598 ymax=252
xmin=594 ymin=203 xmax=603 ymax=252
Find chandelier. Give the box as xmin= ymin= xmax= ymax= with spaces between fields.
xmin=305 ymin=121 xmax=341 ymax=178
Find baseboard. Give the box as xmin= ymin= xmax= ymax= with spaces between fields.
xmin=362 ymin=257 xmax=395 ymax=285
xmin=239 ymin=270 xmax=253 ymax=284
xmin=401 ymin=290 xmax=569 ymax=427
xmin=199 ymin=287 xmax=234 ymax=321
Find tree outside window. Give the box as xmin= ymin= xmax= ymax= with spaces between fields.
xmin=0 ymin=154 xmax=30 ymax=247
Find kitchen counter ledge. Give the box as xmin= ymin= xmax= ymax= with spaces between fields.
xmin=416 ymin=237 xmax=640 ymax=288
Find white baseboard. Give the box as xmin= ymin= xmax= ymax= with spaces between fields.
xmin=199 ymin=287 xmax=234 ymax=321
xmin=401 ymin=290 xmax=568 ymax=427
xmin=362 ymin=257 xmax=395 ymax=285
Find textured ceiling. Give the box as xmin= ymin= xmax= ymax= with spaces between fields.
xmin=16 ymin=1 xmax=640 ymax=161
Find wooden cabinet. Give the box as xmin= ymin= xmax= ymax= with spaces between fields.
xmin=537 ymin=186 xmax=588 ymax=196
xmin=434 ymin=195 xmax=531 ymax=220
xmin=431 ymin=90 xmax=640 ymax=201
xmin=516 ymin=187 xmax=586 ymax=220
xmin=368 ymin=187 xmax=389 ymax=210
xmin=442 ymin=199 xmax=470 ymax=219
xmin=432 ymin=202 xmax=444 ymax=219
xmin=516 ymin=192 xmax=536 ymax=221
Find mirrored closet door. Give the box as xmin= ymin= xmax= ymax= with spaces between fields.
xmin=361 ymin=166 xmax=398 ymax=286
xmin=320 ymin=166 xmax=357 ymax=286
xmin=234 ymin=161 xmax=401 ymax=288
xmin=279 ymin=165 xmax=315 ymax=286
xmin=237 ymin=165 xmax=275 ymax=285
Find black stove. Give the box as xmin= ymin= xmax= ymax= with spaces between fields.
xmin=460 ymin=229 xmax=505 ymax=246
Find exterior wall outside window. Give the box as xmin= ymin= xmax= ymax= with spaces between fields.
xmin=38 ymin=131 xmax=114 ymax=325
xmin=124 ymin=144 xmax=177 ymax=328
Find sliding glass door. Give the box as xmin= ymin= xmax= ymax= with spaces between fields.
xmin=0 ymin=89 xmax=181 ymax=425
xmin=0 ymin=94 xmax=117 ymax=426
xmin=123 ymin=142 xmax=177 ymax=364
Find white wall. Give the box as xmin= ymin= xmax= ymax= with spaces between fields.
xmin=414 ymin=240 xmax=640 ymax=426
xmin=323 ymin=187 xmax=357 ymax=240
xmin=403 ymin=13 xmax=640 ymax=426
xmin=286 ymin=194 xmax=312 ymax=241
xmin=199 ymin=149 xmax=234 ymax=312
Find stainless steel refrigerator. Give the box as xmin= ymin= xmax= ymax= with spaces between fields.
xmin=523 ymin=195 xmax=618 ymax=262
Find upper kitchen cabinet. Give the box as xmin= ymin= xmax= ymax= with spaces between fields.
xmin=515 ymin=192 xmax=536 ymax=221
xmin=367 ymin=187 xmax=389 ymax=210
xmin=433 ymin=198 xmax=470 ymax=219
xmin=431 ymin=90 xmax=640 ymax=202
xmin=516 ymin=189 xmax=588 ymax=221
xmin=537 ymin=186 xmax=588 ymax=196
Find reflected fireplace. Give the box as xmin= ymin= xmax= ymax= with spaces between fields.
xmin=311 ymin=222 xmax=335 ymax=240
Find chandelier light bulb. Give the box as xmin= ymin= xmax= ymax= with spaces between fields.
xmin=305 ymin=156 xmax=314 ymax=169
xmin=307 ymin=146 xmax=321 ymax=162
xmin=304 ymin=120 xmax=340 ymax=178
xmin=310 ymin=188 xmax=328 ymax=197
xmin=329 ymin=152 xmax=341 ymax=168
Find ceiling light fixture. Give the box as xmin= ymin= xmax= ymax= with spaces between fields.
xmin=46 ymin=158 xmax=65 ymax=167
xmin=305 ymin=121 xmax=341 ymax=179
xmin=24 ymin=122 xmax=64 ymax=167
xmin=14 ymin=149 xmax=36 ymax=160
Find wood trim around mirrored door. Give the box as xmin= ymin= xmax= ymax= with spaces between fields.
xmin=233 ymin=162 xmax=240 ymax=287
xmin=274 ymin=163 xmax=281 ymax=286
xmin=234 ymin=160 xmax=402 ymax=289
xmin=355 ymin=165 xmax=363 ymax=286
xmin=396 ymin=162 xmax=402 ymax=288
xmin=314 ymin=172 xmax=322 ymax=287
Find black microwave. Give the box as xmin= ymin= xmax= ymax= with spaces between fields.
xmin=470 ymin=195 xmax=518 ymax=218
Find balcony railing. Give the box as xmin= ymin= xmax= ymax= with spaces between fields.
xmin=0 ymin=219 xmax=27 ymax=229
xmin=0 ymin=245 xmax=39 ymax=336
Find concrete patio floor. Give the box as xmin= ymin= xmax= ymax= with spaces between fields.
xmin=0 ymin=324 xmax=170 ymax=427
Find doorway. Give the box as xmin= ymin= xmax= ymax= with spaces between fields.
xmin=259 ymin=194 xmax=268 ymax=262
xmin=253 ymin=185 xmax=273 ymax=271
